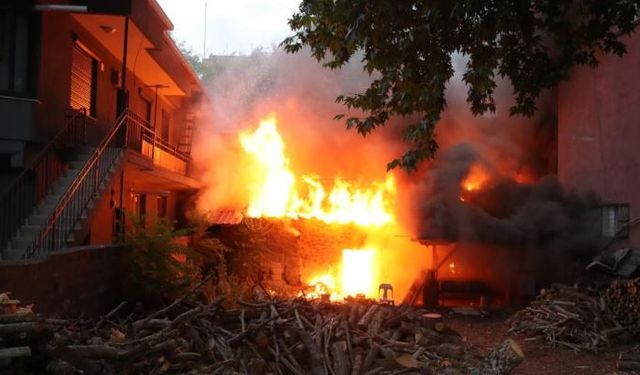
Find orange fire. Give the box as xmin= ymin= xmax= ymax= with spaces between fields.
xmin=239 ymin=116 xmax=395 ymax=226
xmin=341 ymin=248 xmax=375 ymax=297
xmin=306 ymin=248 xmax=377 ymax=301
xmin=462 ymin=163 xmax=490 ymax=192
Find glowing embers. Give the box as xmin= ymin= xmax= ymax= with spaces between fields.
xmin=307 ymin=273 xmax=337 ymax=298
xmin=341 ymin=248 xmax=375 ymax=298
xmin=239 ymin=115 xmax=395 ymax=226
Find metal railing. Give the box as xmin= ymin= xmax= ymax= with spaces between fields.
xmin=0 ymin=108 xmax=86 ymax=250
xmin=25 ymin=111 xmax=128 ymax=258
xmin=126 ymin=111 xmax=190 ymax=164
xmin=23 ymin=109 xmax=192 ymax=258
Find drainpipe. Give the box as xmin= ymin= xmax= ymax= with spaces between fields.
xmin=118 ymin=16 xmax=129 ymax=116
xmin=118 ymin=16 xmax=130 ymax=231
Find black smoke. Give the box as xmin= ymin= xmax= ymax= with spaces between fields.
xmin=409 ymin=143 xmax=601 ymax=279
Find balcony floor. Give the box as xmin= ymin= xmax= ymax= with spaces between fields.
xmin=124 ymin=151 xmax=199 ymax=192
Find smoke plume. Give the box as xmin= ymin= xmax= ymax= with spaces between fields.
xmin=192 ymin=49 xmax=404 ymax=212
xmin=193 ymin=49 xmax=602 ymax=285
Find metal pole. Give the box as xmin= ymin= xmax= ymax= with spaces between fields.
xmin=152 ymin=87 xmax=159 ymax=159
xmin=121 ymin=16 xmax=129 ymax=89
xmin=153 ymin=86 xmax=159 ymax=130
xmin=118 ymin=170 xmax=125 ymax=238
xmin=203 ymin=0 xmax=207 ymax=58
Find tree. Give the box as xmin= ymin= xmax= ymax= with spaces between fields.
xmin=175 ymin=40 xmax=221 ymax=83
xmin=282 ymin=1 xmax=640 ymax=170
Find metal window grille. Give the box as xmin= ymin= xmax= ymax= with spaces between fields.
xmin=601 ymin=204 xmax=630 ymax=238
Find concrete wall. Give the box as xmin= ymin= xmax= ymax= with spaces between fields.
xmin=0 ymin=244 xmax=128 ymax=316
xmin=557 ymin=31 xmax=640 ymax=247
xmin=86 ymin=168 xmax=183 ymax=246
xmin=0 ymin=9 xmax=199 ymax=154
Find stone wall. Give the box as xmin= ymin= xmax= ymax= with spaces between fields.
xmin=0 ymin=245 xmax=128 ymax=317
xmin=211 ymin=219 xmax=368 ymax=288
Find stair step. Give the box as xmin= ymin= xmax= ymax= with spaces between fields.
xmin=70 ymin=160 xmax=85 ymax=170
xmin=6 ymin=145 xmax=123 ymax=258
xmin=2 ymin=248 xmax=24 ymax=261
xmin=37 ymin=203 xmax=56 ymax=216
xmin=10 ymin=236 xmax=33 ymax=251
xmin=44 ymin=192 xmax=63 ymax=205
xmin=28 ymin=214 xmax=49 ymax=226
xmin=63 ymin=167 xmax=82 ymax=178
xmin=80 ymin=146 xmax=96 ymax=155
xmin=20 ymin=225 xmax=41 ymax=238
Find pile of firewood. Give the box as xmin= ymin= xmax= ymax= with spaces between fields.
xmin=617 ymin=347 xmax=640 ymax=374
xmin=508 ymin=283 xmax=636 ymax=353
xmin=604 ymin=279 xmax=640 ymax=337
xmin=0 ymin=288 xmax=524 ymax=375
xmin=0 ymin=293 xmax=53 ymax=370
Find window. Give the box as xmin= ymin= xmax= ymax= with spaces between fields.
xmin=160 ymin=109 xmax=170 ymax=142
xmin=602 ymin=204 xmax=630 ymax=238
xmin=70 ymin=44 xmax=97 ymax=117
xmin=0 ymin=9 xmax=36 ymax=95
xmin=140 ymin=95 xmax=151 ymax=124
xmin=134 ymin=193 xmax=147 ymax=228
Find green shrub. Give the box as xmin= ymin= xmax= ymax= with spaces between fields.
xmin=124 ymin=214 xmax=202 ymax=302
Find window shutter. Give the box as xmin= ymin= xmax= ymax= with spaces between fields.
xmin=70 ymin=46 xmax=95 ymax=115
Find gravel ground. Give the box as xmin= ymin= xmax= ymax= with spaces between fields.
xmin=445 ymin=312 xmax=621 ymax=375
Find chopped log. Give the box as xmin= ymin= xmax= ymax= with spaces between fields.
xmin=0 ymin=288 xmax=513 ymax=374
xmin=332 ymin=341 xmax=349 ymax=375
xmin=64 ymin=345 xmax=121 ymax=359
xmin=428 ymin=343 xmax=464 ymax=358
xmin=358 ymin=304 xmax=380 ymax=327
xmin=0 ymin=321 xmax=49 ymax=337
xmin=472 ymin=339 xmax=524 ymax=375
xmin=298 ymin=329 xmax=325 ymax=375
xmin=382 ymin=311 xmax=404 ymax=329
xmin=618 ymin=361 xmax=640 ymax=372
xmin=348 ymin=304 xmax=361 ymax=327
xmin=362 ymin=343 xmax=380 ymax=373
xmin=351 ymin=348 xmax=364 ymax=375
xmin=619 ymin=353 xmax=640 ymax=363
xmin=368 ymin=309 xmax=386 ymax=336
xmin=0 ymin=312 xmax=34 ymax=324
xmin=422 ymin=313 xmax=443 ymax=330
xmin=394 ymin=354 xmax=418 ymax=368
xmin=0 ymin=346 xmax=31 ymax=359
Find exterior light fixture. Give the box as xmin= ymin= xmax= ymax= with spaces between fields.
xmin=33 ymin=5 xmax=88 ymax=12
xmin=100 ymin=25 xmax=117 ymax=34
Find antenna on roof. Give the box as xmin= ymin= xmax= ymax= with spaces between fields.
xmin=203 ymin=0 xmax=207 ymax=58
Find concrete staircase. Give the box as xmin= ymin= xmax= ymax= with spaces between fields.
xmin=2 ymin=147 xmax=125 ymax=260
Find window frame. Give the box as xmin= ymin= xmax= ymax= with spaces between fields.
xmin=601 ymin=203 xmax=630 ymax=239
xmin=70 ymin=40 xmax=99 ymax=118
xmin=0 ymin=8 xmax=40 ymax=98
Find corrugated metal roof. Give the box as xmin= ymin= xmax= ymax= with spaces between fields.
xmin=208 ymin=209 xmax=244 ymax=225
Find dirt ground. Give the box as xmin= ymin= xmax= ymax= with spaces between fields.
xmin=445 ymin=312 xmax=624 ymax=375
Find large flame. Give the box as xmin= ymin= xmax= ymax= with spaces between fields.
xmin=307 ymin=248 xmax=377 ymax=301
xmin=462 ymin=163 xmax=490 ymax=192
xmin=341 ymin=248 xmax=375 ymax=297
xmin=239 ymin=116 xmax=395 ymax=226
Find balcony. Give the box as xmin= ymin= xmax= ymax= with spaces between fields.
xmin=124 ymin=111 xmax=198 ymax=190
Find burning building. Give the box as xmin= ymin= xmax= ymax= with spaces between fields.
xmin=193 ymin=49 xmax=609 ymax=308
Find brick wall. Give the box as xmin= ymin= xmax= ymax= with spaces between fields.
xmin=0 ymin=245 xmax=128 ymax=317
